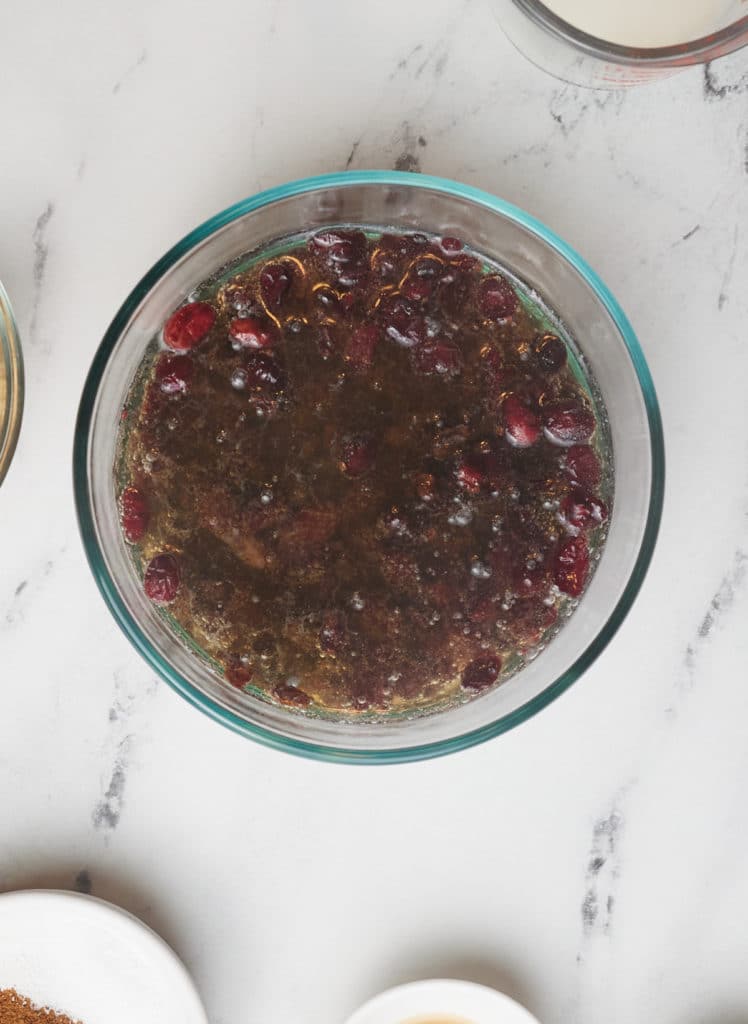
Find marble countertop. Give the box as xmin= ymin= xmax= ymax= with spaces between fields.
xmin=2 ymin=2 xmax=748 ymax=1022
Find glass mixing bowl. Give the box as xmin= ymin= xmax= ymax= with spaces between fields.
xmin=493 ymin=0 xmax=748 ymax=87
xmin=0 ymin=281 xmax=24 ymax=488
xmin=73 ymin=171 xmax=664 ymax=763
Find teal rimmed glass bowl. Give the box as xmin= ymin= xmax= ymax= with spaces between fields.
xmin=73 ymin=171 xmax=664 ymax=764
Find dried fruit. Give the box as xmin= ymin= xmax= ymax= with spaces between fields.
xmin=144 ymin=554 xmax=180 ymax=604
xmin=120 ymin=487 xmax=149 ymax=543
xmin=462 ymin=654 xmax=502 ymax=691
xmin=553 ymin=536 xmax=590 ymax=597
xmin=163 ymin=302 xmax=215 ymax=351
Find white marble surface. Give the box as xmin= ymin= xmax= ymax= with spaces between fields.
xmin=1 ymin=3 xmax=748 ymax=1022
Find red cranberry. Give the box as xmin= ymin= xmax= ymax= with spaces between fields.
xmin=562 ymin=489 xmax=608 ymax=530
xmin=502 ymin=395 xmax=541 ymax=448
xmin=273 ymin=683 xmax=311 ymax=708
xmin=143 ymin=554 xmax=180 ymax=604
xmin=439 ymin=236 xmax=463 ymax=254
xmin=456 ymin=455 xmax=486 ymax=494
xmin=229 ymin=316 xmax=278 ymax=350
xmin=260 ymin=262 xmax=293 ymax=310
xmin=120 ymin=486 xmax=149 ymax=543
xmin=224 ymin=659 xmax=253 ymax=688
xmin=437 ymin=274 xmax=471 ymax=322
xmin=461 ymin=654 xmax=502 ymax=692
xmin=155 ymin=353 xmax=194 ymax=394
xmin=402 ymin=275 xmax=434 ymax=303
xmin=553 ymin=536 xmax=590 ymax=597
xmin=378 ymin=294 xmax=428 ymax=348
xmin=414 ymin=340 xmax=462 ymax=377
xmin=563 ymin=445 xmax=601 ymax=489
xmin=544 ymin=400 xmax=596 ymax=445
xmin=534 ymin=333 xmax=567 ymax=373
xmin=340 ymin=435 xmax=376 ymax=477
xmin=244 ymin=351 xmax=286 ymax=394
xmin=163 ymin=302 xmax=215 ymax=351
xmin=344 ymin=324 xmax=379 ymax=371
xmin=477 ymin=275 xmax=518 ymax=321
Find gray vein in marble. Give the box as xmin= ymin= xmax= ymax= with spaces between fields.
xmin=112 ymin=48 xmax=147 ymax=95
xmin=580 ymin=804 xmax=625 ymax=943
xmin=74 ymin=869 xmax=93 ymax=895
xmin=389 ymin=44 xmax=424 ymax=81
xmin=92 ymin=745 xmax=130 ymax=831
xmin=4 ymin=558 xmax=55 ymax=628
xmin=30 ymin=202 xmax=54 ymax=340
xmin=91 ymin=669 xmax=157 ymax=834
xmin=718 ymin=226 xmax=739 ymax=310
xmin=344 ymin=139 xmax=361 ymax=170
xmin=392 ymin=121 xmax=427 ymax=173
xmin=680 ymin=549 xmax=748 ymax=692
xmin=703 ymin=60 xmax=748 ymax=101
xmin=550 ymin=86 xmax=624 ymax=138
xmin=675 ymin=224 xmax=701 ymax=245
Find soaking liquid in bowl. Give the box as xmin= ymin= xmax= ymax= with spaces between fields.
xmin=117 ymin=227 xmax=612 ymax=719
xmin=540 ymin=0 xmax=740 ymax=47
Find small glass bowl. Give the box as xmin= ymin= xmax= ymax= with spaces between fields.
xmin=493 ymin=0 xmax=748 ymax=87
xmin=0 ymin=281 xmax=24 ymax=488
xmin=73 ymin=171 xmax=664 ymax=763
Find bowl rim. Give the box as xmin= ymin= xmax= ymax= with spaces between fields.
xmin=0 ymin=280 xmax=24 ymax=488
xmin=510 ymin=0 xmax=748 ymax=66
xmin=73 ymin=170 xmax=665 ymax=764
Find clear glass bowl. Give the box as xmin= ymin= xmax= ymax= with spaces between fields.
xmin=493 ymin=0 xmax=748 ymax=87
xmin=0 ymin=281 xmax=24 ymax=488
xmin=73 ymin=171 xmax=664 ymax=763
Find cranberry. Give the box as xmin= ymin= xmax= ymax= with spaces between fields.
xmin=534 ymin=333 xmax=567 ymax=373
xmin=163 ymin=302 xmax=215 ymax=351
xmin=340 ymin=435 xmax=376 ymax=477
xmin=544 ymin=400 xmax=596 ymax=445
xmin=309 ymin=229 xmax=365 ymax=253
xmin=414 ymin=340 xmax=462 ymax=377
xmin=502 ymin=395 xmax=541 ymax=448
xmin=562 ymin=489 xmax=608 ymax=530
xmin=553 ymin=536 xmax=590 ymax=597
xmin=378 ymin=294 xmax=428 ymax=348
xmin=456 ymin=455 xmax=486 ymax=495
xmin=143 ymin=554 xmax=180 ymax=604
xmin=437 ymin=274 xmax=471 ymax=322
xmin=120 ymin=486 xmax=149 ymax=543
xmin=563 ymin=445 xmax=601 ymax=489
xmin=439 ymin=236 xmax=463 ymax=254
xmin=244 ymin=351 xmax=286 ymax=394
xmin=402 ymin=275 xmax=434 ymax=303
xmin=461 ymin=654 xmax=502 ymax=692
xmin=225 ymin=659 xmax=253 ymax=688
xmin=477 ymin=275 xmax=518 ymax=321
xmin=344 ymin=324 xmax=379 ymax=371
xmin=260 ymin=262 xmax=293 ymax=310
xmin=229 ymin=316 xmax=278 ymax=350
xmin=273 ymin=684 xmax=311 ymax=708
xmin=155 ymin=353 xmax=194 ymax=394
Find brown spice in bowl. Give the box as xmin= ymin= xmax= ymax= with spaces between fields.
xmin=0 ymin=989 xmax=82 ymax=1024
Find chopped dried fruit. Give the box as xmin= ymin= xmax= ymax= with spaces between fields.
xmin=229 ymin=316 xmax=278 ymax=350
xmin=156 ymin=353 xmax=194 ymax=394
xmin=502 ymin=395 xmax=541 ymax=448
xmin=477 ymin=275 xmax=518 ymax=321
xmin=554 ymin=536 xmax=590 ymax=597
xmin=544 ymin=400 xmax=596 ymax=445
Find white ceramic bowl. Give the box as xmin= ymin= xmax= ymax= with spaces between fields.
xmin=345 ymin=979 xmax=541 ymax=1024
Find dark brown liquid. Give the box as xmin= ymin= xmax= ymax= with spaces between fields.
xmin=119 ymin=228 xmax=611 ymax=717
